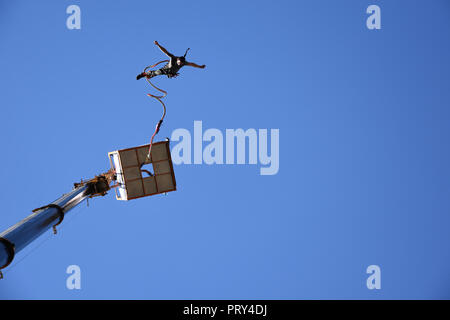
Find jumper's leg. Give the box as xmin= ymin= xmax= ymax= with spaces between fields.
xmin=136 ymin=69 xmax=163 ymax=80
xmin=136 ymin=72 xmax=147 ymax=80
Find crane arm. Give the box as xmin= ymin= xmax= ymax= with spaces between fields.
xmin=0 ymin=170 xmax=115 ymax=278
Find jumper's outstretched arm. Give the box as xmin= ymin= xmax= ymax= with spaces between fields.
xmin=154 ymin=40 xmax=174 ymax=58
xmin=185 ymin=61 xmax=206 ymax=69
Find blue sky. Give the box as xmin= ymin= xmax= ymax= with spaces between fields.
xmin=1 ymin=0 xmax=450 ymax=299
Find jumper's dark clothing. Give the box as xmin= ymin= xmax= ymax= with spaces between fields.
xmin=149 ymin=56 xmax=185 ymax=78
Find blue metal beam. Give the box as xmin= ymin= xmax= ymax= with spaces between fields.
xmin=0 ymin=183 xmax=94 ymax=277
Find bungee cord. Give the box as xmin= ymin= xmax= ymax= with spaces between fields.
xmin=142 ymin=60 xmax=168 ymax=166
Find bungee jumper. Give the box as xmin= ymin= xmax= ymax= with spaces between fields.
xmin=137 ymin=40 xmax=206 ymax=80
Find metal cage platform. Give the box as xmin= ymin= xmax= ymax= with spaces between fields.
xmin=108 ymin=140 xmax=177 ymax=201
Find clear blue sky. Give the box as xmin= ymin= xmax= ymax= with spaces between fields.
xmin=1 ymin=0 xmax=450 ymax=299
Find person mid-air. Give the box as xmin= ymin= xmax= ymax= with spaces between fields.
xmin=137 ymin=41 xmax=206 ymax=80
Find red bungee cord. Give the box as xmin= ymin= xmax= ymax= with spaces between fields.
xmin=142 ymin=60 xmax=168 ymax=165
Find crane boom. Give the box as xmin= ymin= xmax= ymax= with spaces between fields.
xmin=0 ymin=171 xmax=114 ymax=278
xmin=0 ymin=139 xmax=176 ymax=279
